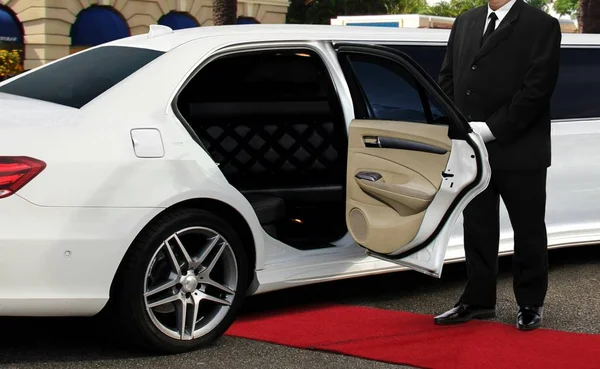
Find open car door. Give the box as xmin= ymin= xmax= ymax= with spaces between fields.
xmin=336 ymin=44 xmax=491 ymax=277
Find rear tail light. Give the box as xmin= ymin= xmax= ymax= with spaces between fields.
xmin=0 ymin=157 xmax=46 ymax=199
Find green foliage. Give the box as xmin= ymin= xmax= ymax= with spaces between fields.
xmin=553 ymin=0 xmax=578 ymax=16
xmin=383 ymin=0 xmax=429 ymax=14
xmin=526 ymin=0 xmax=552 ymax=11
xmin=424 ymin=0 xmax=487 ymax=17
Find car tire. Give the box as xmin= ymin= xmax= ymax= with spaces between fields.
xmin=113 ymin=208 xmax=249 ymax=354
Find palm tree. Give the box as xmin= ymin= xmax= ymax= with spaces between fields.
xmin=213 ymin=0 xmax=237 ymax=25
xmin=578 ymin=0 xmax=600 ymax=33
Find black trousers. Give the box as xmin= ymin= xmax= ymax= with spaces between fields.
xmin=460 ymin=169 xmax=548 ymax=308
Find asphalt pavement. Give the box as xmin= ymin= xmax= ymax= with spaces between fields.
xmin=1 ymin=245 xmax=599 ymax=369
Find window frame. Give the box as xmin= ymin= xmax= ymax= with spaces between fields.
xmin=169 ymin=41 xmax=357 ymax=152
xmin=335 ymin=44 xmax=471 ymax=138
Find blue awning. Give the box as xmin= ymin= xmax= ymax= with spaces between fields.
xmin=236 ymin=17 xmax=260 ymax=24
xmin=70 ymin=6 xmax=130 ymax=46
xmin=158 ymin=11 xmax=199 ymax=30
xmin=0 ymin=7 xmax=22 ymax=43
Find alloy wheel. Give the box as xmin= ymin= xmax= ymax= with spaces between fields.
xmin=143 ymin=226 xmax=238 ymax=340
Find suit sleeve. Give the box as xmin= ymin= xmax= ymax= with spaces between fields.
xmin=439 ymin=16 xmax=460 ymax=101
xmin=486 ymin=18 xmax=562 ymax=143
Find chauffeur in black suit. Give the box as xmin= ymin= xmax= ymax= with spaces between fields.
xmin=433 ymin=0 xmax=561 ymax=330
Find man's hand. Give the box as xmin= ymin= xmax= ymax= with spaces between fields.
xmin=469 ymin=121 xmax=496 ymax=143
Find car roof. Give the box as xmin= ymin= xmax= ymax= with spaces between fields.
xmin=108 ymin=24 xmax=600 ymax=52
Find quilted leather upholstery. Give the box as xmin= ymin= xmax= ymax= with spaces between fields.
xmin=196 ymin=116 xmax=347 ymax=190
xmin=179 ymin=50 xmax=348 ymax=191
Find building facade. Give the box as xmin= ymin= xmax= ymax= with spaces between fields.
xmin=0 ymin=0 xmax=290 ymax=70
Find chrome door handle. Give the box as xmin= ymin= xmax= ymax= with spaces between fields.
xmin=355 ymin=171 xmax=383 ymax=182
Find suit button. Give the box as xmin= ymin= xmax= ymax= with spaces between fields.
xmin=466 ymin=90 xmax=472 ymax=96
xmin=467 ymin=115 xmax=473 ymax=120
xmin=471 ymin=65 xmax=477 ymax=70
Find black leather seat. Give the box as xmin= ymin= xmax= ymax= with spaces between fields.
xmin=244 ymin=194 xmax=286 ymax=237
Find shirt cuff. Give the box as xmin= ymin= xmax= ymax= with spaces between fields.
xmin=480 ymin=123 xmax=496 ymax=142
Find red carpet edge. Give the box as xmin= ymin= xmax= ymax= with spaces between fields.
xmin=225 ymin=304 xmax=600 ymax=369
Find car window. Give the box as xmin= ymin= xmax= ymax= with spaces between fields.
xmin=344 ymin=53 xmax=450 ymax=125
xmin=393 ymin=44 xmax=600 ymax=121
xmin=388 ymin=45 xmax=446 ymax=80
xmin=551 ymin=47 xmax=600 ymax=120
xmin=0 ymin=46 xmax=163 ymax=109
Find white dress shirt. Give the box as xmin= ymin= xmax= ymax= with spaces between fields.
xmin=484 ymin=0 xmax=517 ymax=34
xmin=472 ymin=0 xmax=517 ymax=142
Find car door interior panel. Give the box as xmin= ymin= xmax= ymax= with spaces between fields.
xmin=335 ymin=43 xmax=489 ymax=276
xmin=346 ymin=119 xmax=451 ymax=254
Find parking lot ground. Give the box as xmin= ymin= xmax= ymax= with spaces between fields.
xmin=1 ymin=245 xmax=599 ymax=369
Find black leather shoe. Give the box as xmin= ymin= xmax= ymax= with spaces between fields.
xmin=517 ymin=306 xmax=543 ymax=330
xmin=434 ymin=303 xmax=496 ymax=325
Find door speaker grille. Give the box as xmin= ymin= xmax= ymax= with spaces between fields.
xmin=349 ymin=208 xmax=368 ymax=243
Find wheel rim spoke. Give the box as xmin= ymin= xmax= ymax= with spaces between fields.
xmin=176 ymin=295 xmax=188 ymax=340
xmin=202 ymin=278 xmax=235 ymax=295
xmin=192 ymin=236 xmax=221 ymax=270
xmin=164 ymin=241 xmax=182 ymax=276
xmin=204 ymin=241 xmax=227 ymax=274
xmin=170 ymin=233 xmax=193 ymax=269
xmin=144 ymin=279 xmax=178 ymax=298
xmin=147 ymin=291 xmax=183 ymax=309
xmin=188 ymin=292 xmax=202 ymax=338
xmin=200 ymin=291 xmax=232 ymax=307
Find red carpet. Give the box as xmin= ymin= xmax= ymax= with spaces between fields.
xmin=226 ymin=304 xmax=600 ymax=369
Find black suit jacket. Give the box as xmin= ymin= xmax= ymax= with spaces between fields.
xmin=439 ymin=0 xmax=562 ymax=170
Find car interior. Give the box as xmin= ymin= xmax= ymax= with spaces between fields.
xmin=176 ymin=49 xmax=349 ymax=250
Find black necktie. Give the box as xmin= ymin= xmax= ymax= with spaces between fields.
xmin=481 ymin=12 xmax=498 ymax=46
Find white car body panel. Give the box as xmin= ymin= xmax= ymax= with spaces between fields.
xmin=0 ymin=195 xmax=161 ymax=316
xmin=0 ymin=24 xmax=598 ymax=315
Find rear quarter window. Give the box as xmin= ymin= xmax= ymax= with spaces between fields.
xmin=550 ymin=47 xmax=600 ymax=120
xmin=0 ymin=46 xmax=163 ymax=109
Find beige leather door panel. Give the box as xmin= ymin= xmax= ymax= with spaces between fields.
xmin=346 ymin=119 xmax=451 ymax=254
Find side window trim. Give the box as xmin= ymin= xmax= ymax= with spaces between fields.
xmin=336 ymin=53 xmax=370 ymax=119
xmin=416 ymin=82 xmax=435 ymax=124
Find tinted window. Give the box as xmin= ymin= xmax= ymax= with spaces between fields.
xmin=0 ymin=46 xmax=163 ymax=108
xmin=180 ymin=51 xmax=332 ymax=103
xmin=345 ymin=53 xmax=449 ymax=124
xmin=392 ymin=44 xmax=600 ymax=121
xmin=551 ymin=48 xmax=600 ymax=120
xmin=388 ymin=45 xmax=446 ymax=80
